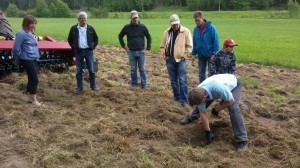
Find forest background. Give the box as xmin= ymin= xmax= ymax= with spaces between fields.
xmin=0 ymin=1 xmax=300 ymax=167
xmin=1 ymin=0 xmax=300 ymax=18
xmin=1 ymin=0 xmax=300 ymax=69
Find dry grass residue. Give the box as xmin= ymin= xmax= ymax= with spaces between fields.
xmin=0 ymin=45 xmax=299 ymax=168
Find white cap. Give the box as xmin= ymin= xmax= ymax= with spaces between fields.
xmin=170 ymin=14 xmax=180 ymax=25
xmin=130 ymin=10 xmax=139 ymax=18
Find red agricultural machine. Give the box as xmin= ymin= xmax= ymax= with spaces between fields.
xmin=0 ymin=11 xmax=75 ymax=77
xmin=0 ymin=40 xmax=76 ymax=77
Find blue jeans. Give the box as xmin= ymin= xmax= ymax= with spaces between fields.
xmin=75 ymin=49 xmax=96 ymax=89
xmin=128 ymin=51 xmax=147 ymax=87
xmin=198 ymin=57 xmax=211 ymax=83
xmin=188 ymin=79 xmax=248 ymax=143
xmin=166 ymin=57 xmax=188 ymax=103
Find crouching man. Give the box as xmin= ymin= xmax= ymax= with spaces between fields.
xmin=180 ymin=74 xmax=248 ymax=151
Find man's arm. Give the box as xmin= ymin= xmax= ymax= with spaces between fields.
xmin=144 ymin=26 xmax=151 ymax=51
xmin=209 ymin=54 xmax=217 ymax=76
xmin=185 ymin=29 xmax=193 ymax=57
xmin=229 ymin=54 xmax=237 ymax=74
xmin=215 ymin=98 xmax=235 ymax=112
xmin=191 ymin=28 xmax=197 ymax=56
xmin=118 ymin=26 xmax=126 ymax=48
xmin=92 ymin=27 xmax=98 ymax=48
xmin=160 ymin=30 xmax=168 ymax=59
xmin=199 ymin=109 xmax=210 ymax=131
xmin=67 ymin=26 xmax=75 ymax=49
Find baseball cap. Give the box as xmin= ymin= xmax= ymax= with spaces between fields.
xmin=224 ymin=38 xmax=238 ymax=46
xmin=131 ymin=10 xmax=139 ymax=18
xmin=170 ymin=14 xmax=180 ymax=25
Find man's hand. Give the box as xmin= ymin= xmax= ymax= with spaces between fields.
xmin=191 ymin=55 xmax=196 ymax=66
xmin=144 ymin=50 xmax=150 ymax=55
xmin=123 ymin=46 xmax=130 ymax=52
xmin=211 ymin=108 xmax=219 ymax=116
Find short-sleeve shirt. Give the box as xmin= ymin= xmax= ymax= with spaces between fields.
xmin=197 ymin=74 xmax=237 ymax=110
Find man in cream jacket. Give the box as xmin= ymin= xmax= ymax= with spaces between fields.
xmin=160 ymin=14 xmax=193 ymax=107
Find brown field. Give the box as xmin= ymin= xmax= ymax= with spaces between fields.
xmin=0 ymin=45 xmax=299 ymax=168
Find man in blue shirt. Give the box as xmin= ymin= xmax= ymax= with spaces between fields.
xmin=180 ymin=74 xmax=248 ymax=151
xmin=191 ymin=11 xmax=219 ymax=83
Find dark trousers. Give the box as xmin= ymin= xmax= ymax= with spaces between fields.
xmin=227 ymin=79 xmax=248 ymax=142
xmin=20 ymin=59 xmax=39 ymax=94
xmin=198 ymin=57 xmax=211 ymax=83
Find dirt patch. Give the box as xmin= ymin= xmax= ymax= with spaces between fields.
xmin=0 ymin=45 xmax=299 ymax=167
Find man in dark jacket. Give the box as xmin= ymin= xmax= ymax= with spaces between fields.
xmin=68 ymin=11 xmax=99 ymax=94
xmin=118 ymin=10 xmax=152 ymax=89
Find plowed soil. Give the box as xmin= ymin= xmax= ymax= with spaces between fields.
xmin=0 ymin=45 xmax=299 ymax=168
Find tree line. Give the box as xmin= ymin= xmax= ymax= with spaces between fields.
xmin=1 ymin=0 xmax=299 ymax=11
xmin=1 ymin=0 xmax=299 ymax=18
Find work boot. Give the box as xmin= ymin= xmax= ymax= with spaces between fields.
xmin=181 ymin=102 xmax=188 ymax=108
xmin=237 ymin=141 xmax=248 ymax=151
xmin=91 ymin=87 xmax=99 ymax=91
xmin=74 ymin=87 xmax=83 ymax=94
xmin=205 ymin=131 xmax=214 ymax=144
xmin=180 ymin=116 xmax=192 ymax=125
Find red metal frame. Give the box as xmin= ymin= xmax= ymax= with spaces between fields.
xmin=0 ymin=41 xmax=72 ymax=50
xmin=0 ymin=40 xmax=75 ymax=66
xmin=0 ymin=40 xmax=14 ymax=50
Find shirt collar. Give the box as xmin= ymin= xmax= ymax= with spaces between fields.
xmin=77 ymin=24 xmax=87 ymax=29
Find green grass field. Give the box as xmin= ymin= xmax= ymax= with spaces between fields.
xmin=8 ymin=16 xmax=300 ymax=69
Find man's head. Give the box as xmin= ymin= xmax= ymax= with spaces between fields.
xmin=188 ymin=87 xmax=208 ymax=106
xmin=193 ymin=11 xmax=205 ymax=28
xmin=223 ymin=38 xmax=238 ymax=53
xmin=77 ymin=11 xmax=87 ymax=27
xmin=130 ymin=10 xmax=139 ymax=25
xmin=170 ymin=14 xmax=180 ymax=31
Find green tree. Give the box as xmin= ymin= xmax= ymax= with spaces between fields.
xmin=5 ymin=3 xmax=19 ymax=17
xmin=136 ymin=0 xmax=152 ymax=11
xmin=288 ymin=0 xmax=300 ymax=18
xmin=90 ymin=7 xmax=108 ymax=18
xmin=35 ymin=0 xmax=50 ymax=17
xmin=48 ymin=0 xmax=71 ymax=17
xmin=187 ymin=0 xmax=202 ymax=11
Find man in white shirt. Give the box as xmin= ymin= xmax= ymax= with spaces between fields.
xmin=68 ymin=11 xmax=99 ymax=94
